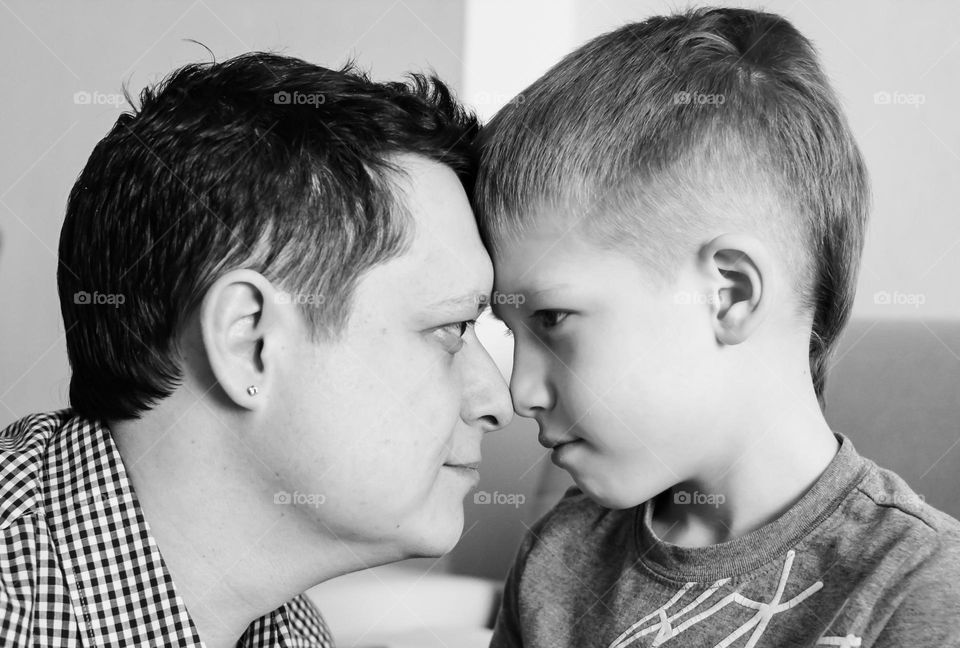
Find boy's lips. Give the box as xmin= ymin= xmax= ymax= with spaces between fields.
xmin=538 ymin=433 xmax=581 ymax=450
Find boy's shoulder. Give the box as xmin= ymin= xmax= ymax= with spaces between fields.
xmin=855 ymin=456 xmax=960 ymax=531
xmin=839 ymin=458 xmax=960 ymax=641
xmin=847 ymin=456 xmax=960 ymax=571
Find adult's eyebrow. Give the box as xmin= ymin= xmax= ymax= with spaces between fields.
xmin=429 ymin=292 xmax=489 ymax=317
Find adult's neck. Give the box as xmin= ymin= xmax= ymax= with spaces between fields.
xmin=108 ymin=393 xmax=378 ymax=647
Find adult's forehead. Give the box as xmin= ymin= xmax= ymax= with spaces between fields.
xmin=351 ymin=154 xmax=493 ymax=315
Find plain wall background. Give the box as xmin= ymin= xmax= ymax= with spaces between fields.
xmin=2 ymin=1 xmax=959 ymax=582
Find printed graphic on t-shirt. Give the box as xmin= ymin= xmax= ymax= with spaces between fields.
xmin=607 ymin=550 xmax=861 ymax=648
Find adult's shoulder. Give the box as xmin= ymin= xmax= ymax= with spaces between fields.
xmin=0 ymin=410 xmax=74 ymax=530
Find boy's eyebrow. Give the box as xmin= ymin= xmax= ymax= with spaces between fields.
xmin=488 ymin=284 xmax=574 ymax=321
xmin=528 ymin=286 xmax=570 ymax=300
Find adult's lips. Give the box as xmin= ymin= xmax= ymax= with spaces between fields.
xmin=443 ymin=460 xmax=481 ymax=470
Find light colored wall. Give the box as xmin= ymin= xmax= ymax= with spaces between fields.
xmin=0 ymin=0 xmax=465 ymax=425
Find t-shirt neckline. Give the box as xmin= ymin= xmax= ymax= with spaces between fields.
xmin=635 ymin=432 xmax=869 ymax=582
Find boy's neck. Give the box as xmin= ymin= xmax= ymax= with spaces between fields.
xmin=651 ymin=396 xmax=839 ymax=548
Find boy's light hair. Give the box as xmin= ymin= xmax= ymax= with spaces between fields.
xmin=473 ymin=7 xmax=870 ymax=408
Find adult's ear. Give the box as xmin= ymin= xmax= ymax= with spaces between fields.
xmin=697 ymin=233 xmax=774 ymax=346
xmin=199 ymin=269 xmax=289 ymax=410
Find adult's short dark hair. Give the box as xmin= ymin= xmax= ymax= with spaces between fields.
xmin=473 ymin=7 xmax=870 ymax=408
xmin=58 ymin=52 xmax=479 ymax=421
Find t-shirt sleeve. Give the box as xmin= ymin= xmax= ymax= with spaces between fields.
xmin=490 ymin=542 xmax=529 ymax=648
xmin=489 ymin=528 xmax=534 ymax=648
xmin=872 ymin=530 xmax=960 ymax=647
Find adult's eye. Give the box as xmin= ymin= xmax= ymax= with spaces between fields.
xmin=434 ymin=320 xmax=475 ymax=354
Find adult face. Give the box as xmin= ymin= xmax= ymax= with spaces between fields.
xmin=264 ymin=154 xmax=513 ymax=558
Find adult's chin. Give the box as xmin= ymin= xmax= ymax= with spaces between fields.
xmin=401 ymin=500 xmax=466 ymax=559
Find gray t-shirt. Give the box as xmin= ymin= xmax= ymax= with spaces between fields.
xmin=491 ymin=433 xmax=960 ymax=647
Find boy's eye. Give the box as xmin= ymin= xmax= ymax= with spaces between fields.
xmin=434 ymin=320 xmax=476 ymax=354
xmin=532 ymin=310 xmax=569 ymax=331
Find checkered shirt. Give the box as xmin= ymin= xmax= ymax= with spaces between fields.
xmin=0 ymin=410 xmax=335 ymax=647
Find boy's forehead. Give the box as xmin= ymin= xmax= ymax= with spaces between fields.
xmin=490 ymin=214 xmax=596 ymax=277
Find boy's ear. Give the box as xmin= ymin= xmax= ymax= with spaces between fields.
xmin=697 ymin=234 xmax=773 ymax=346
xmin=199 ymin=269 xmax=290 ymax=410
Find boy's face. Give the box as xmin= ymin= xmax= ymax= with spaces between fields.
xmin=492 ymin=214 xmax=728 ymax=509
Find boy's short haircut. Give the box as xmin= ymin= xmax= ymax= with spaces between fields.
xmin=473 ymin=7 xmax=870 ymax=407
xmin=58 ymin=52 xmax=479 ymax=422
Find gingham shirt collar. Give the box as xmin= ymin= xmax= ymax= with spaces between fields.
xmin=1 ymin=410 xmax=334 ymax=647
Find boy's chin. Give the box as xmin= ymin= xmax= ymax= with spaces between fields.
xmin=574 ymin=476 xmax=651 ymax=510
xmin=588 ymin=492 xmax=645 ymax=510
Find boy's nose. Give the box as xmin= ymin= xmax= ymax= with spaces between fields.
xmin=509 ymin=345 xmax=553 ymax=419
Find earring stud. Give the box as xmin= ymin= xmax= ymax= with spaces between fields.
xmin=247 ymin=385 xmax=259 ymax=397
